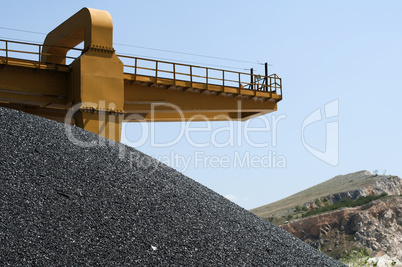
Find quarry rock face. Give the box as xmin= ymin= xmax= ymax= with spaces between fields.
xmin=325 ymin=176 xmax=402 ymax=204
xmin=0 ymin=107 xmax=343 ymax=266
xmin=300 ymin=172 xmax=402 ymax=209
xmin=281 ymin=196 xmax=402 ymax=260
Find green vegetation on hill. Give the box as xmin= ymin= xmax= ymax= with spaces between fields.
xmin=266 ymin=193 xmax=390 ymax=225
xmin=302 ymin=193 xmax=388 ymax=218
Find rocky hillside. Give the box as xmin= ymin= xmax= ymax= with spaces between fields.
xmin=281 ymin=196 xmax=402 ymax=262
xmin=251 ymin=171 xmax=402 ymax=265
xmin=251 ymin=171 xmax=402 ymax=220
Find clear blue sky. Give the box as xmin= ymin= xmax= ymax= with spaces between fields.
xmin=2 ymin=1 xmax=401 ymax=209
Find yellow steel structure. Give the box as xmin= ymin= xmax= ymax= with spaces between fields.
xmin=0 ymin=8 xmax=282 ymax=142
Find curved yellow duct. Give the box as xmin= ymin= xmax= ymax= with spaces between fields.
xmin=42 ymin=7 xmax=114 ymax=64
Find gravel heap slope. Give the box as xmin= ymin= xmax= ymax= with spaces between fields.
xmin=0 ymin=107 xmax=343 ymax=266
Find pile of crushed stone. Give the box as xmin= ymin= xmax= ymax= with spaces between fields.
xmin=0 ymin=107 xmax=343 ymax=266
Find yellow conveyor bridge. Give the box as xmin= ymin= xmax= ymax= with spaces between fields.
xmin=0 ymin=8 xmax=282 ymax=142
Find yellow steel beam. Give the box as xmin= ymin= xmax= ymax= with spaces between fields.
xmin=123 ymin=80 xmax=278 ymax=122
xmin=0 ymin=64 xmax=69 ymax=107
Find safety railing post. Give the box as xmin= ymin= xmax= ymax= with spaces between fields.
xmin=206 ymin=68 xmax=208 ymax=90
xmin=5 ymin=41 xmax=8 ymax=65
xmin=250 ymin=68 xmax=254 ymax=90
xmin=238 ymin=72 xmax=241 ymax=89
xmin=269 ymin=76 xmax=272 ymax=93
xmin=265 ymin=62 xmax=268 ymax=92
xmin=134 ymin=58 xmax=137 ymax=77
xmin=173 ymin=63 xmax=176 ymax=86
xmin=38 ymin=45 xmax=41 ymax=68
xmin=155 ymin=61 xmax=158 ymax=82
xmin=222 ymin=70 xmax=225 ymax=88
xmin=190 ymin=65 xmax=193 ymax=88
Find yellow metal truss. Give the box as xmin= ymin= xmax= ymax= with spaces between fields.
xmin=0 ymin=8 xmax=282 ymax=142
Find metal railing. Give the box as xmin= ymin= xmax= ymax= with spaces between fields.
xmin=118 ymin=54 xmax=282 ymax=94
xmin=0 ymin=39 xmax=82 ymax=69
xmin=0 ymin=39 xmax=282 ymax=95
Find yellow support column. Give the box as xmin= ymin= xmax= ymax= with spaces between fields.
xmin=70 ymin=49 xmax=124 ymax=142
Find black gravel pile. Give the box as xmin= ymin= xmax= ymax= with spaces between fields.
xmin=0 ymin=107 xmax=344 ymax=266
